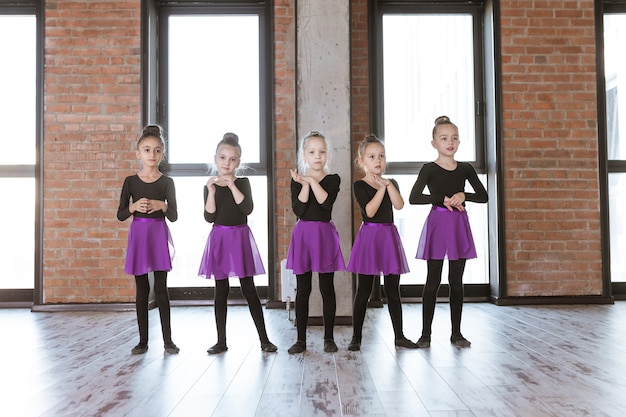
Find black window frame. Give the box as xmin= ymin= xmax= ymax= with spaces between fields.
xmin=370 ymin=0 xmax=493 ymax=300
xmin=0 ymin=0 xmax=44 ymax=305
xmin=141 ymin=0 xmax=275 ymax=301
xmin=598 ymin=0 xmax=626 ymax=297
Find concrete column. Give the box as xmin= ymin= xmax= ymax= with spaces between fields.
xmin=296 ymin=0 xmax=352 ymax=324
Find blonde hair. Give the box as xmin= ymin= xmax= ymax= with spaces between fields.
xmin=297 ymin=130 xmax=330 ymax=174
xmin=355 ymin=134 xmax=385 ymax=172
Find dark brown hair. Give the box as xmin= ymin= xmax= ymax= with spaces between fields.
xmin=432 ymin=115 xmax=458 ymax=138
xmin=215 ymin=132 xmax=242 ymax=157
xmin=137 ymin=124 xmax=165 ymax=149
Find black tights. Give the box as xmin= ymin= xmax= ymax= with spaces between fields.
xmin=351 ymin=274 xmax=405 ymax=341
xmin=421 ymin=259 xmax=466 ymax=337
xmin=214 ymin=277 xmax=270 ymax=345
xmin=135 ymin=271 xmax=173 ymax=344
xmin=294 ymin=271 xmax=336 ymax=341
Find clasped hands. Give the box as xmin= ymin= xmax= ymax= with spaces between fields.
xmin=133 ymin=197 xmax=164 ymax=214
xmin=444 ymin=192 xmax=466 ymax=212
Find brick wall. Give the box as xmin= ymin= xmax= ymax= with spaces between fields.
xmin=350 ymin=0 xmax=370 ymax=235
xmin=273 ymin=0 xmax=297 ymax=294
xmin=43 ymin=0 xmax=141 ymax=303
xmin=39 ymin=0 xmax=606 ymax=304
xmin=499 ymin=0 xmax=603 ymax=296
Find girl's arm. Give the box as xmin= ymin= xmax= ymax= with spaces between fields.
xmin=116 ymin=177 xmax=141 ymax=220
xmin=386 ymin=178 xmax=404 ymax=210
xmin=409 ymin=164 xmax=443 ymax=205
xmin=317 ymin=174 xmax=340 ymax=210
xmin=290 ymin=169 xmax=312 ymax=207
xmin=363 ymin=174 xmax=387 ymax=218
xmin=233 ymin=177 xmax=254 ymax=215
xmin=163 ymin=177 xmax=178 ymax=222
xmin=290 ymin=176 xmax=308 ymax=217
xmin=463 ymin=163 xmax=488 ymax=203
xmin=307 ymin=176 xmax=329 ymax=205
xmin=204 ymin=182 xmax=217 ymax=223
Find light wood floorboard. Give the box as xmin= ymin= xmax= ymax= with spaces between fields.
xmin=2 ymin=302 xmax=626 ymax=416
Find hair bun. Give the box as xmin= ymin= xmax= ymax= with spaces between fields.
xmin=364 ymin=133 xmax=381 ymax=143
xmin=222 ymin=132 xmax=239 ymax=144
xmin=434 ymin=115 xmax=451 ymax=125
xmin=143 ymin=124 xmax=162 ymax=137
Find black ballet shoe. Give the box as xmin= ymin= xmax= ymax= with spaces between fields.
xmin=164 ymin=341 xmax=180 ymax=354
xmin=347 ymin=338 xmax=361 ymax=351
xmin=417 ymin=336 xmax=431 ymax=348
xmin=287 ymin=340 xmax=306 ymax=354
xmin=131 ymin=342 xmax=148 ymax=355
xmin=261 ymin=342 xmax=278 ymax=352
xmin=207 ymin=342 xmax=228 ymax=354
xmin=450 ymin=334 xmax=471 ymax=347
xmin=323 ymin=339 xmax=338 ymax=353
xmin=394 ymin=337 xmax=419 ymax=349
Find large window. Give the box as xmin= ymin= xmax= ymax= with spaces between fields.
xmin=146 ymin=1 xmax=273 ymax=296
xmin=604 ymin=9 xmax=626 ymax=285
xmin=0 ymin=8 xmax=38 ymax=298
xmin=373 ymin=2 xmax=489 ymax=292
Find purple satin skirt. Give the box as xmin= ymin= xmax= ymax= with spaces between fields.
xmin=416 ymin=206 xmax=477 ymax=260
xmin=124 ymin=217 xmax=174 ymax=276
xmin=198 ymin=224 xmax=266 ymax=280
xmin=286 ymin=220 xmax=346 ymax=275
xmin=347 ymin=222 xmax=409 ymax=275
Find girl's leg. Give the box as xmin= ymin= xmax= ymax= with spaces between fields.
xmin=153 ymin=271 xmax=179 ymax=353
xmin=420 ymin=260 xmax=444 ymax=343
xmin=239 ymin=276 xmax=276 ymax=352
xmin=294 ymin=271 xmax=312 ymax=341
xmin=288 ymin=271 xmax=312 ymax=354
xmin=133 ymin=274 xmax=150 ymax=353
xmin=318 ymin=272 xmax=336 ymax=340
xmin=385 ymin=275 xmax=418 ymax=348
xmin=153 ymin=271 xmax=172 ymax=341
xmin=349 ymin=274 xmax=375 ymax=350
xmin=448 ymin=259 xmax=470 ymax=346
xmin=318 ymin=272 xmax=337 ymax=352
xmin=208 ymin=278 xmax=229 ymax=353
xmin=383 ymin=274 xmax=404 ymax=339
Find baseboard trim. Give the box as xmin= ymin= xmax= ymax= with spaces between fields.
xmin=31 ymin=303 xmax=136 ymax=312
xmin=492 ymin=295 xmax=615 ymax=306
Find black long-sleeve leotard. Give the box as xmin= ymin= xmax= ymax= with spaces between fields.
xmin=409 ymin=162 xmax=487 ymax=208
xmin=291 ymin=174 xmax=340 ymax=221
xmin=353 ymin=178 xmax=399 ymax=224
xmin=117 ymin=174 xmax=178 ymax=222
xmin=203 ymin=177 xmax=253 ymax=226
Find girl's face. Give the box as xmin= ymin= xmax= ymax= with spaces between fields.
xmin=136 ymin=136 xmax=164 ymax=168
xmin=303 ymin=137 xmax=327 ymax=173
xmin=214 ymin=144 xmax=241 ymax=176
xmin=359 ymin=142 xmax=386 ymax=175
xmin=431 ymin=124 xmax=460 ymax=157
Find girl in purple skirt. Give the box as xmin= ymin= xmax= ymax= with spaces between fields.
xmin=117 ymin=125 xmax=179 ymax=355
xmin=409 ymin=116 xmax=488 ymax=348
xmin=286 ymin=131 xmax=346 ymax=354
xmin=346 ymin=135 xmax=418 ymax=351
xmin=198 ymin=133 xmax=277 ymax=354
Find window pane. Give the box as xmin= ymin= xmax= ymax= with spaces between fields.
xmin=393 ymin=174 xmax=488 ymax=284
xmin=0 ymin=178 xmax=35 ymax=289
xmin=382 ymin=14 xmax=475 ymax=163
xmin=609 ymin=173 xmax=626 ymax=282
xmin=0 ymin=15 xmax=36 ymax=165
xmin=604 ymin=14 xmax=626 ymax=161
xmin=167 ymin=15 xmax=260 ymax=164
xmin=167 ymin=176 xmax=268 ymax=287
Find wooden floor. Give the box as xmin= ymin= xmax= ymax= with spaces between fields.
xmin=2 ymin=301 xmax=626 ymax=417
